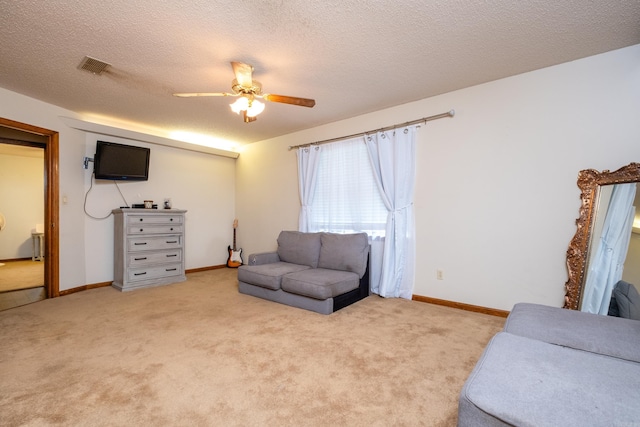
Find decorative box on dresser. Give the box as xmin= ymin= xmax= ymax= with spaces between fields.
xmin=112 ymin=208 xmax=187 ymax=291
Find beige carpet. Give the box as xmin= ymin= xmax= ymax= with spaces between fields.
xmin=0 ymin=268 xmax=504 ymax=426
xmin=0 ymin=260 xmax=44 ymax=292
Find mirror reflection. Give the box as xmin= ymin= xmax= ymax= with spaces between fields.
xmin=581 ymin=183 xmax=639 ymax=315
xmin=564 ymin=163 xmax=640 ymax=319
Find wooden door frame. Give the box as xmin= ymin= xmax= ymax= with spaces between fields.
xmin=0 ymin=117 xmax=59 ymax=298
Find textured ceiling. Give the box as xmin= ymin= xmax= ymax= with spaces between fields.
xmin=1 ymin=0 xmax=639 ymax=149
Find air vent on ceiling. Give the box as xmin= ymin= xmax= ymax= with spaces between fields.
xmin=78 ymin=56 xmax=111 ymax=75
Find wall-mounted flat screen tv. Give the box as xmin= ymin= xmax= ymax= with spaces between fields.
xmin=94 ymin=141 xmax=150 ymax=181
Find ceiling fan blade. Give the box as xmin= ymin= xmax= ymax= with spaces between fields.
xmin=263 ymin=94 xmax=316 ymax=108
xmin=231 ymin=62 xmax=253 ymax=88
xmin=173 ymin=92 xmax=235 ymax=97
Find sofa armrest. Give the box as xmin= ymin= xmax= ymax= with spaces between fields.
xmin=247 ymin=252 xmax=281 ymax=265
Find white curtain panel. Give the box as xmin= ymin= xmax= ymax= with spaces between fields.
xmin=582 ymin=183 xmax=637 ymax=314
xmin=296 ymin=145 xmax=322 ymax=232
xmin=365 ymin=126 xmax=417 ymax=299
xmin=300 ymin=137 xmax=388 ymax=292
xmin=369 ymin=236 xmax=385 ymax=296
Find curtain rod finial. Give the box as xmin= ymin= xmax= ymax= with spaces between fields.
xmin=449 ymin=109 xmax=455 ymax=117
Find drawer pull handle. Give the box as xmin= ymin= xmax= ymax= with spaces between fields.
xmin=166 ymin=254 xmax=177 ymax=258
xmin=134 ymin=242 xmax=147 ymax=246
xmin=134 ymin=272 xmax=147 ymax=276
xmin=166 ymin=240 xmax=178 ymax=244
xmin=170 ymin=227 xmax=174 ymax=231
xmin=170 ymin=218 xmax=174 ymax=222
xmin=134 ymin=257 xmax=147 ymax=261
xmin=140 ymin=228 xmax=144 ymax=232
xmin=166 ymin=268 xmax=177 ymax=272
xmin=139 ymin=218 xmax=143 ymax=222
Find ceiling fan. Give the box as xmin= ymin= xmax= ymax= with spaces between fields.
xmin=173 ymin=62 xmax=316 ymax=123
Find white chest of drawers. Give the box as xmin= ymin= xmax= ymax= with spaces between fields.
xmin=112 ymin=208 xmax=187 ymax=291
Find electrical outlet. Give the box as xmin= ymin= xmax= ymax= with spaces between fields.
xmin=436 ymin=269 xmax=444 ymax=280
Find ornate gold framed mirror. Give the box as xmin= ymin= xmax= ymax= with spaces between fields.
xmin=564 ymin=162 xmax=640 ymax=310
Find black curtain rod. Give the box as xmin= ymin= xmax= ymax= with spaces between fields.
xmin=287 ymin=109 xmax=455 ymax=151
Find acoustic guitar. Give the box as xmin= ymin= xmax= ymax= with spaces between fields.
xmin=227 ymin=219 xmax=243 ymax=268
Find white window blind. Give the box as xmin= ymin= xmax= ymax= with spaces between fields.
xmin=308 ymin=137 xmax=387 ymax=238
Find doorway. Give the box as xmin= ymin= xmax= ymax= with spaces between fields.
xmin=0 ymin=117 xmax=59 ymax=310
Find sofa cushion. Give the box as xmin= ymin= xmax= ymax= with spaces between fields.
xmin=281 ymin=268 xmax=360 ymax=300
xmin=237 ymin=262 xmax=311 ymax=290
xmin=612 ymin=280 xmax=640 ymax=320
xmin=458 ymin=332 xmax=640 ymax=427
xmin=238 ymin=282 xmax=334 ymax=315
xmin=504 ymin=302 xmax=640 ymax=363
xmin=247 ymin=251 xmax=280 ymax=266
xmin=277 ymin=231 xmax=322 ymax=268
xmin=318 ymin=232 xmax=369 ymax=278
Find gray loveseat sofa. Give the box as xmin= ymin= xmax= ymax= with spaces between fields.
xmin=458 ymin=302 xmax=640 ymax=426
xmin=237 ymin=231 xmax=369 ymax=315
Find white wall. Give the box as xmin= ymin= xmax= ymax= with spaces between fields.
xmin=236 ymin=44 xmax=640 ymax=311
xmin=0 ymin=153 xmax=44 ymax=259
xmin=82 ymin=133 xmax=236 ymax=284
xmin=0 ymin=89 xmax=89 ymax=290
xmin=0 ymin=88 xmax=237 ymax=291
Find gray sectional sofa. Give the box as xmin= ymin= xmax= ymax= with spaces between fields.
xmin=237 ymin=231 xmax=370 ymax=314
xmin=458 ymin=303 xmax=640 ymax=426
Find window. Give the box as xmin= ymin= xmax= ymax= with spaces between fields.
xmin=308 ymin=137 xmax=387 ymax=238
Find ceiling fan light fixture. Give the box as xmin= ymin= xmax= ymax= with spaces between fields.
xmin=242 ymin=111 xmax=257 ymax=123
xmin=230 ymin=97 xmax=249 ymax=114
xmin=230 ymin=97 xmax=264 ymax=120
xmin=245 ymin=100 xmax=265 ymax=117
